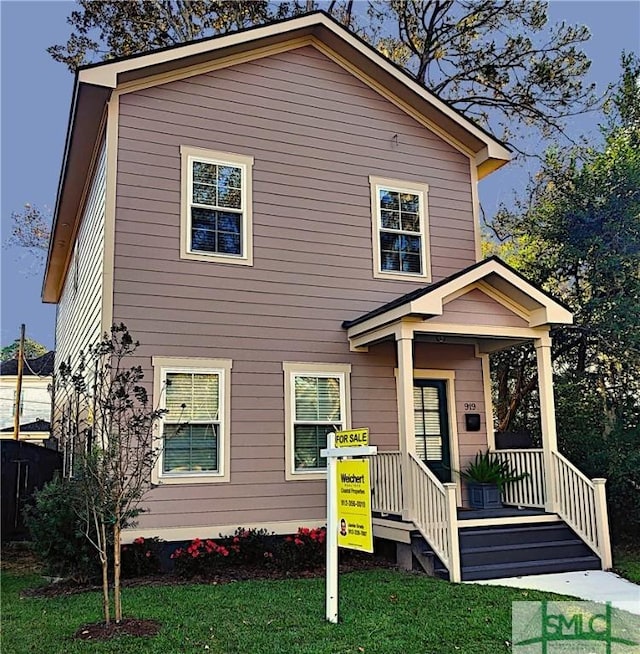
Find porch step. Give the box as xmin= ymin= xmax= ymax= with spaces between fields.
xmin=459 ymin=522 xmax=567 ymax=548
xmin=459 ymin=522 xmax=601 ymax=581
xmin=462 ymin=556 xmax=601 ymax=581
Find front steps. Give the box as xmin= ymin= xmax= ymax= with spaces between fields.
xmin=458 ymin=521 xmax=601 ymax=581
xmin=386 ymin=518 xmax=602 ymax=581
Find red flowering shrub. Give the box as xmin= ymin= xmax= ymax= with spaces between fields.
xmin=278 ymin=527 xmax=326 ymax=570
xmin=170 ymin=537 xmax=232 ymax=577
xmin=170 ymin=526 xmax=327 ymax=577
xmin=229 ymin=527 xmax=275 ymax=565
xmin=121 ymin=536 xmax=163 ymax=578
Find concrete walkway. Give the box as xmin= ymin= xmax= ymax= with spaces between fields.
xmin=468 ymin=570 xmax=640 ymax=615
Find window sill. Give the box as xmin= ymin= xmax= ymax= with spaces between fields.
xmin=373 ymin=268 xmax=431 ymax=283
xmin=180 ymin=250 xmax=253 ymax=266
xmin=156 ymin=473 xmax=230 ymax=485
xmin=285 ymin=469 xmax=328 ymax=482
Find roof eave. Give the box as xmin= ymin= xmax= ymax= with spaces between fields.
xmin=76 ymin=13 xmax=510 ymax=165
xmin=42 ymin=82 xmax=110 ymax=303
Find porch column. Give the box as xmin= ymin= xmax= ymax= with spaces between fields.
xmin=535 ymin=336 xmax=558 ymax=513
xmin=396 ymin=328 xmax=415 ymax=520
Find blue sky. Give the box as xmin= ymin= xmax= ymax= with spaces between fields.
xmin=1 ymin=1 xmax=639 ymax=351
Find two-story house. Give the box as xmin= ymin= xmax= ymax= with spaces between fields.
xmin=43 ymin=12 xmax=611 ymax=581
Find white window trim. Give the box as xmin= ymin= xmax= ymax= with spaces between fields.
xmin=152 ymin=356 xmax=232 ymax=484
xmin=369 ymin=175 xmax=431 ymax=282
xmin=180 ymin=145 xmax=254 ymax=266
xmin=283 ymin=362 xmax=352 ymax=481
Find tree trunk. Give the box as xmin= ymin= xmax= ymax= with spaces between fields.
xmin=99 ymin=521 xmax=110 ymax=625
xmin=113 ymin=521 xmax=122 ymax=623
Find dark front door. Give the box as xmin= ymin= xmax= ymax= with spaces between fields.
xmin=413 ymin=380 xmax=451 ymax=483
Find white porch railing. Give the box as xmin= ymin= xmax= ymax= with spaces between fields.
xmin=370 ymin=451 xmax=460 ymax=581
xmin=370 ymin=451 xmax=403 ymax=515
xmin=407 ymin=453 xmax=461 ymax=582
xmin=551 ymin=451 xmax=612 ymax=568
xmin=494 ymin=449 xmax=546 ymax=508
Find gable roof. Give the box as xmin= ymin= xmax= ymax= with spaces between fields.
xmin=43 ymin=11 xmax=511 ymax=303
xmin=343 ymin=257 xmax=573 ymax=334
xmin=1 ymin=419 xmax=51 ymax=434
xmin=0 ymin=351 xmax=55 ymax=377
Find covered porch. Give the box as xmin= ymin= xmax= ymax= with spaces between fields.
xmin=344 ymin=257 xmax=612 ymax=582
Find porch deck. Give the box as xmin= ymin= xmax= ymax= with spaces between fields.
xmin=457 ymin=506 xmax=546 ymax=520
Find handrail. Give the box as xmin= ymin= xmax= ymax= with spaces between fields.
xmin=370 ymin=451 xmax=403 ymax=515
xmin=493 ymin=449 xmax=545 ymax=508
xmin=407 ymin=453 xmax=460 ymax=582
xmin=553 ymin=452 xmax=612 ymax=569
xmin=551 ymin=451 xmax=612 ymax=568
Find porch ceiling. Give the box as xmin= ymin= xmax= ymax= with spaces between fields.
xmin=343 ymin=257 xmax=573 ymax=350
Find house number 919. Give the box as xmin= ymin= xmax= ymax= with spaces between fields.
xmin=464 ymin=402 xmax=476 ymax=411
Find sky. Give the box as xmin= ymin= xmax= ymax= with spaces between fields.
xmin=0 ymin=1 xmax=639 ymax=352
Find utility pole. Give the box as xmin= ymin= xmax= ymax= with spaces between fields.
xmin=13 ymin=324 xmax=25 ymax=440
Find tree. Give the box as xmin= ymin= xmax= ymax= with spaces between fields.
xmin=368 ymin=0 xmax=599 ymax=149
xmin=47 ymin=0 xmax=295 ymax=71
xmin=1 ymin=337 xmax=48 ymax=362
xmin=10 ymin=2 xmax=599 ymax=264
xmin=488 ymin=52 xmax=640 ymax=433
xmin=49 ymin=1 xmax=598 ymax=150
xmin=5 ymin=203 xmax=51 ymax=269
xmin=55 ymin=324 xmax=166 ymax=624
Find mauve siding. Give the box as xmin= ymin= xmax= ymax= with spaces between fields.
xmin=432 ymin=289 xmax=529 ymax=328
xmin=113 ymin=45 xmax=478 ymax=532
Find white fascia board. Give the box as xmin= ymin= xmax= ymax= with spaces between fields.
xmin=77 ymin=14 xmax=328 ymax=88
xmin=346 ymin=259 xmax=573 ymax=343
xmin=76 ymin=13 xmax=509 ymax=163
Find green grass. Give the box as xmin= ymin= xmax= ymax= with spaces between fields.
xmin=0 ymin=568 xmax=584 ymax=654
xmin=614 ymin=547 xmax=640 ymax=584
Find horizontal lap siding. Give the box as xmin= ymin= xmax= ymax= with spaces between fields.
xmin=115 ymin=45 xmax=475 ymax=533
xmin=432 ymin=289 xmax=529 ymax=327
xmin=56 ymin=139 xmax=106 ymax=372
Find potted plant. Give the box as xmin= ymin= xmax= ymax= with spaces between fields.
xmin=459 ymin=451 xmax=529 ymax=509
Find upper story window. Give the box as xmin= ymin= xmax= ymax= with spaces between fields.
xmin=180 ymin=146 xmax=254 ymax=266
xmin=369 ymin=176 xmax=431 ymax=282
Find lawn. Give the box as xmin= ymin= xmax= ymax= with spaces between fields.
xmin=2 ymin=568 xmax=578 ymax=654
xmin=614 ymin=547 xmax=640 ymax=585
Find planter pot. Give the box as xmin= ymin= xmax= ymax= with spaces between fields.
xmin=467 ymin=482 xmax=502 ymax=509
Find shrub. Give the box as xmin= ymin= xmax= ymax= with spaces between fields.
xmin=23 ymin=476 xmax=102 ymax=582
xmin=170 ymin=538 xmax=232 ymax=578
xmin=229 ymin=527 xmax=275 ymax=566
xmin=121 ymin=536 xmax=164 ymax=578
xmin=278 ymin=527 xmax=326 ymax=570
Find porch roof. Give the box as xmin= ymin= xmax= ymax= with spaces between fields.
xmin=343 ymin=257 xmax=573 ymax=344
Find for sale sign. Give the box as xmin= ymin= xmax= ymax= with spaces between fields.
xmin=336 ymin=458 xmax=373 ymax=553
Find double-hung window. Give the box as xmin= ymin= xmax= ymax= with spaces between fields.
xmin=369 ymin=176 xmax=430 ymax=281
xmin=283 ymin=362 xmax=351 ymax=479
xmin=153 ymin=357 xmax=232 ymax=484
xmin=180 ymin=146 xmax=253 ymax=265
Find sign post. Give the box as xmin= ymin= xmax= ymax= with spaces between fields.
xmin=321 ymin=428 xmax=377 ymax=624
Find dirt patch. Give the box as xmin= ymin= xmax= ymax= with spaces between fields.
xmin=74 ymin=618 xmax=161 ymax=641
xmin=22 ymin=556 xmax=387 ymax=599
